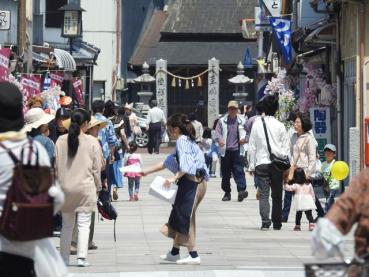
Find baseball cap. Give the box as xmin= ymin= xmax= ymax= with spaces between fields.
xmin=324 ymin=144 xmax=336 ymax=152
xmin=227 ymin=100 xmax=239 ymax=109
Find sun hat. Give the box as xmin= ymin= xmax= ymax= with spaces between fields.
xmin=0 ymin=82 xmax=25 ymax=133
xmin=88 ymin=116 xmax=108 ymax=130
xmin=324 ymin=144 xmax=336 ymax=152
xmin=227 ymin=100 xmax=239 ymax=109
xmin=23 ymin=108 xmax=54 ymax=133
xmin=124 ymin=103 xmax=133 ymax=110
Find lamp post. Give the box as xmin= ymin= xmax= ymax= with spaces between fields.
xmin=59 ymin=2 xmax=85 ymax=54
xmin=228 ymin=61 xmax=253 ymax=102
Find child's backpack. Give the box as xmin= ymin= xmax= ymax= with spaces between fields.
xmin=0 ymin=139 xmax=54 ymax=241
xmin=97 ymin=189 xmax=118 ymax=241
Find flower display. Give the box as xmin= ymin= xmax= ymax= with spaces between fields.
xmin=41 ymin=85 xmax=65 ymax=113
xmin=298 ymin=64 xmax=336 ymax=112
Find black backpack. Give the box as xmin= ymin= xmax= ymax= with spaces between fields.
xmin=97 ymin=189 xmax=118 ymax=241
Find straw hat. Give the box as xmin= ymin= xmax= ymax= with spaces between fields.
xmin=23 ymin=108 xmax=54 ymax=132
xmin=62 ymin=116 xmax=107 ymax=131
xmin=88 ymin=116 xmax=108 ymax=130
xmin=124 ymin=102 xmax=133 ymax=110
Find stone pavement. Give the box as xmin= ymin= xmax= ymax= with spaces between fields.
xmin=55 ymin=152 xmax=354 ymax=277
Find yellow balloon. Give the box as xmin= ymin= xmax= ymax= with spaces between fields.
xmin=331 ymin=161 xmax=350 ymax=181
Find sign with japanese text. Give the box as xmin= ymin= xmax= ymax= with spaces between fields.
xmin=255 ymin=7 xmax=270 ymax=31
xmin=0 ymin=11 xmax=10 ymax=30
xmin=21 ymin=74 xmax=41 ymax=98
xmin=73 ymin=78 xmax=84 ymax=106
xmin=155 ymin=59 xmax=168 ymax=117
xmin=208 ymin=58 xmax=219 ymax=128
xmin=310 ymin=107 xmax=331 ymax=158
xmin=63 ymin=10 xmax=79 ymax=37
xmin=0 ymin=48 xmax=10 ymax=81
xmin=261 ymin=0 xmax=282 ymax=17
xmin=50 ymin=71 xmax=64 ymax=87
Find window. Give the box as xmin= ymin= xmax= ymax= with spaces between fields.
xmin=45 ymin=0 xmax=67 ymax=28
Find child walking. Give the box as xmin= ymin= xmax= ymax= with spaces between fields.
xmin=284 ymin=168 xmax=316 ymax=231
xmin=123 ymin=142 xmax=142 ymax=201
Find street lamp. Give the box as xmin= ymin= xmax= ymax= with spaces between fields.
xmin=59 ymin=2 xmax=85 ymax=53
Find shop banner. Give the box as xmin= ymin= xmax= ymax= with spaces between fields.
xmin=73 ymin=78 xmax=84 ymax=106
xmin=269 ymin=16 xmax=292 ymax=64
xmin=0 ymin=48 xmax=10 ymax=81
xmin=50 ymin=71 xmax=64 ymax=87
xmin=21 ymin=74 xmax=41 ymax=98
xmin=310 ymin=107 xmax=331 ymax=159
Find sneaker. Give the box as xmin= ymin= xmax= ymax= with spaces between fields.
xmin=281 ymin=217 xmax=288 ymax=223
xmin=294 ymin=225 xmax=301 ymax=231
xmin=134 ymin=193 xmax=139 ymax=201
xmin=238 ymin=191 xmax=248 ymax=202
xmin=77 ymin=258 xmax=90 ymax=267
xmin=210 ymin=174 xmax=216 ymax=178
xmin=260 ymin=222 xmax=271 ymax=231
xmin=159 ymin=251 xmax=180 ymax=262
xmin=309 ymin=223 xmax=315 ymax=231
xmin=112 ymin=187 xmax=118 ymax=201
xmin=222 ymin=192 xmax=231 ymax=201
xmin=129 ymin=196 xmax=134 ymax=201
xmin=88 ymin=242 xmax=98 ymax=250
xmin=273 ymin=223 xmax=282 ymax=230
xmin=176 ymin=255 xmax=201 ymax=265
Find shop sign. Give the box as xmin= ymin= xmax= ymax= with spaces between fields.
xmin=261 ymin=0 xmax=282 ymax=17
xmin=310 ymin=107 xmax=331 ymax=159
xmin=0 ymin=11 xmax=10 ymax=30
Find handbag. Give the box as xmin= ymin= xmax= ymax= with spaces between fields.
xmin=261 ymin=117 xmax=291 ymax=172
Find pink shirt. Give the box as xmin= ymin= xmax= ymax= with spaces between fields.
xmin=284 ymin=183 xmax=315 ymax=201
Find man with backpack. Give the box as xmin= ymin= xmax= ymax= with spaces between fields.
xmin=0 ymin=82 xmax=67 ymax=276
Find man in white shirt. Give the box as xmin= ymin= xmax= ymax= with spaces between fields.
xmin=147 ymin=100 xmax=166 ymax=154
xmin=248 ymin=95 xmax=290 ymax=230
xmin=189 ymin=113 xmax=203 ymax=143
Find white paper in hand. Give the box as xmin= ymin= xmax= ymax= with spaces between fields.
xmin=120 ymin=164 xmax=142 ymax=174
xmin=149 ymin=176 xmax=177 ymax=204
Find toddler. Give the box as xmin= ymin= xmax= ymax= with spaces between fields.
xmin=123 ymin=142 xmax=142 ymax=201
xmin=284 ymin=168 xmax=316 ymax=231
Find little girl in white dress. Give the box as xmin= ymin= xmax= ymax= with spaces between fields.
xmin=284 ymin=168 xmax=316 ymax=231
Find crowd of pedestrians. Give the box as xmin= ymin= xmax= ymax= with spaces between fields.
xmin=0 ymin=79 xmax=351 ymax=275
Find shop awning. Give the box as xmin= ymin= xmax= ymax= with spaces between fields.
xmin=54 ymin=48 xmax=76 ymax=71
xmin=304 ymin=22 xmax=336 ymax=45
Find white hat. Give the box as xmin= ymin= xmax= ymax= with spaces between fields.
xmin=23 ymin=108 xmax=54 ymax=133
xmin=124 ymin=102 xmax=133 ymax=110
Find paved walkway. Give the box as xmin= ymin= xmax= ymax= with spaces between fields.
xmin=55 ymin=152 xmax=354 ymax=276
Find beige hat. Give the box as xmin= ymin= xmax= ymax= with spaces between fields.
xmin=88 ymin=116 xmax=108 ymax=130
xmin=227 ymin=100 xmax=239 ymax=109
xmin=23 ymin=108 xmax=54 ymax=132
xmin=124 ymin=102 xmax=133 ymax=110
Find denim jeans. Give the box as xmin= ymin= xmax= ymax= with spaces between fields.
xmin=220 ymin=150 xmax=247 ymax=193
xmin=128 ymin=177 xmax=141 ymax=196
xmin=282 ymin=191 xmax=293 ymax=221
xmin=325 ymin=189 xmax=338 ymax=213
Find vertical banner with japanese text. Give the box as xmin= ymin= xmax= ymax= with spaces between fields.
xmin=310 ymin=107 xmax=331 ymax=159
xmin=73 ymin=78 xmax=84 ymax=106
xmin=0 ymin=48 xmax=10 ymax=81
xmin=21 ymin=74 xmax=42 ymax=105
xmin=50 ymin=71 xmax=64 ymax=87
xmin=208 ymin=58 xmax=219 ymax=128
xmin=155 ymin=59 xmax=168 ymax=118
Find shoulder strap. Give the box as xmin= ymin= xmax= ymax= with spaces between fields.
xmin=20 ymin=139 xmax=39 ymax=167
xmin=0 ymin=141 xmax=20 ymax=164
xmin=261 ymin=117 xmax=272 ymax=159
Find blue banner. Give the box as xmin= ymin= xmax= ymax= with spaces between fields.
xmin=269 ymin=17 xmax=292 ymax=64
xmin=243 ymin=48 xmax=253 ymax=68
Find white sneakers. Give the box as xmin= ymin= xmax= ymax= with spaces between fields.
xmin=160 ymin=251 xmax=180 ymax=262
xmin=176 ymin=255 xmax=201 ymax=265
xmin=160 ymin=252 xmax=201 ymax=265
xmin=77 ymin=258 xmax=90 ymax=267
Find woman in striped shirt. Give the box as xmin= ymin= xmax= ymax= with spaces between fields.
xmin=142 ymin=113 xmax=208 ymax=265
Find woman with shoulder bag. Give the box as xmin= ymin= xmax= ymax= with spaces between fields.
xmin=282 ymin=113 xmax=316 ymax=223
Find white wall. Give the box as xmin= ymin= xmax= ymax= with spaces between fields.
xmin=81 ymin=0 xmax=119 ymax=101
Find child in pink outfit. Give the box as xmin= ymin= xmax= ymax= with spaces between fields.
xmin=123 ymin=142 xmax=142 ymax=201
xmin=284 ymin=168 xmax=316 ymax=231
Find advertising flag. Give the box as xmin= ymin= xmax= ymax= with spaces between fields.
xmin=0 ymin=48 xmax=11 ymax=81
xmin=73 ymin=78 xmax=84 ymax=106
xmin=21 ymin=74 xmax=41 ymax=98
xmin=50 ymin=71 xmax=64 ymax=87
xmin=269 ymin=17 xmax=292 ymax=64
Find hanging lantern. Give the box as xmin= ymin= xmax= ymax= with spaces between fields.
xmin=171 ymin=77 xmax=176 ymax=87
xmin=197 ymin=76 xmax=203 ymax=87
xmin=185 ymin=79 xmax=190 ymax=90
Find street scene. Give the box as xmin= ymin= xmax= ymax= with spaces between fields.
xmin=0 ymin=0 xmax=369 ymax=277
